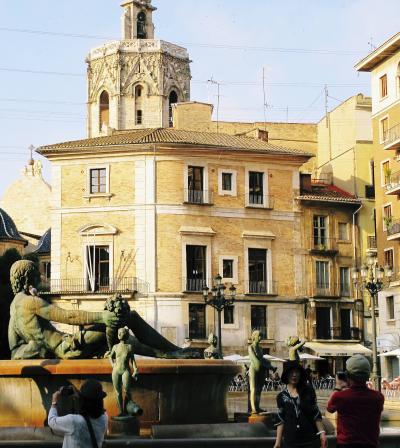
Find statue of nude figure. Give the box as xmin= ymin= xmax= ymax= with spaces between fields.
xmin=110 ymin=327 xmax=138 ymax=416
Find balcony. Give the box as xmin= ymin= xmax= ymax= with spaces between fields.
xmin=312 ymin=283 xmax=351 ymax=298
xmin=383 ymin=123 xmax=400 ymax=151
xmin=184 ymin=189 xmax=213 ymax=205
xmin=246 ymin=194 xmax=274 ymax=209
xmin=246 ymin=280 xmax=278 ymax=296
xmin=385 ymin=170 xmax=400 ymax=195
xmin=183 ymin=277 xmax=209 ymax=293
xmin=387 ymin=219 xmax=400 ymax=240
xmin=309 ymin=237 xmax=338 ymax=256
xmin=312 ymin=326 xmax=361 ymax=341
xmin=38 ymin=277 xmax=146 ymax=295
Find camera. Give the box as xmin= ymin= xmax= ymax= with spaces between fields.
xmin=60 ymin=385 xmax=75 ymax=397
xmin=336 ymin=371 xmax=347 ymax=381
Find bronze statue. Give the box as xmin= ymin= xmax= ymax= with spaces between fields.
xmin=204 ymin=333 xmax=221 ymax=360
xmin=286 ymin=336 xmax=305 ymax=362
xmin=8 ymin=260 xmax=200 ymax=360
xmin=110 ymin=327 xmax=140 ymax=417
xmin=248 ymin=330 xmax=275 ymax=414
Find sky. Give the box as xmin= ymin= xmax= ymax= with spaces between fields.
xmin=1 ymin=0 xmax=400 ymax=197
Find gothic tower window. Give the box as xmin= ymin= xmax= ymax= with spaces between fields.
xmin=169 ymin=90 xmax=178 ymax=127
xmin=137 ymin=12 xmax=147 ymax=39
xmin=135 ymin=85 xmax=144 ymax=125
xmin=99 ymin=91 xmax=110 ymax=131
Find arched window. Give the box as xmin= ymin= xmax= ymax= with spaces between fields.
xmin=99 ymin=91 xmax=110 ymax=131
xmin=169 ymin=90 xmax=178 ymax=127
xmin=137 ymin=12 xmax=147 ymax=39
xmin=135 ymin=84 xmax=144 ymax=125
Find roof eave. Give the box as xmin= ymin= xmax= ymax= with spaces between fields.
xmin=355 ymin=32 xmax=400 ymax=72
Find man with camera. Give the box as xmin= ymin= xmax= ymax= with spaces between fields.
xmin=327 ymin=354 xmax=384 ymax=448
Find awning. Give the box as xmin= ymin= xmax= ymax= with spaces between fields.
xmin=378 ymin=348 xmax=400 ymax=357
xmin=305 ymin=342 xmax=372 ymax=357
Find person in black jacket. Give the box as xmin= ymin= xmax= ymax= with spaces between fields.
xmin=274 ymin=361 xmax=326 ymax=448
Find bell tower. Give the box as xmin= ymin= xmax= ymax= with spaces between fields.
xmin=121 ymin=0 xmax=156 ymax=40
xmin=86 ymin=0 xmax=191 ymax=138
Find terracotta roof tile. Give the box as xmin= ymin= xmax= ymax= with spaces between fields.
xmin=37 ymin=128 xmax=313 ymax=157
xmin=297 ymin=183 xmax=361 ymax=205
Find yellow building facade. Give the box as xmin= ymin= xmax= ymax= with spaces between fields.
xmin=356 ymin=32 xmax=400 ymax=379
xmin=38 ymin=129 xmax=312 ymax=356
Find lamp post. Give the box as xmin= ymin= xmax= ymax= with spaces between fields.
xmin=352 ymin=255 xmax=392 ymax=391
xmin=202 ymin=274 xmax=236 ymax=357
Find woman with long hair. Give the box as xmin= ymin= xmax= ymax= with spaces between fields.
xmin=48 ymin=379 xmax=108 ymax=448
xmin=274 ymin=361 xmax=326 ymax=448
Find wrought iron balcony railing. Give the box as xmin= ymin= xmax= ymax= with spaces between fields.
xmin=313 ymin=326 xmax=360 ymax=341
xmin=38 ymin=277 xmax=147 ymax=295
xmin=385 ymin=170 xmax=400 ymax=194
xmin=247 ymin=194 xmax=274 ymax=209
xmin=387 ymin=219 xmax=400 ymax=238
xmin=184 ymin=189 xmax=213 ymax=205
xmin=310 ymin=237 xmax=339 ymax=252
xmin=247 ymin=280 xmax=278 ymax=295
xmin=383 ymin=122 xmax=400 ymax=150
xmin=183 ymin=277 xmax=210 ymax=293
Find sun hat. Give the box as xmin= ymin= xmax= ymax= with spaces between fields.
xmin=346 ymin=354 xmax=371 ymax=380
xmin=281 ymin=360 xmax=308 ymax=384
xmin=79 ymin=379 xmax=107 ymax=400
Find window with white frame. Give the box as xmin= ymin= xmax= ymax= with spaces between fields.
xmin=316 ymin=261 xmax=329 ymax=290
xmin=87 ymin=166 xmax=110 ymax=196
xmin=224 ymin=305 xmax=235 ymax=325
xmin=382 ymin=160 xmax=391 ymax=185
xmin=219 ymin=255 xmax=238 ymax=283
xmin=218 ymin=169 xmax=237 ymax=196
xmin=380 ymin=117 xmax=389 ymax=143
xmin=387 ymin=295 xmax=395 ymax=320
xmin=338 ymin=222 xmax=349 ymax=241
xmin=384 ymin=248 xmax=394 ymax=270
xmin=383 ymin=204 xmax=392 ymax=231
xmin=340 ymin=267 xmax=350 ymax=297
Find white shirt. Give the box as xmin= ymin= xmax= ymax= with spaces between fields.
xmin=48 ymin=405 xmax=108 ymax=448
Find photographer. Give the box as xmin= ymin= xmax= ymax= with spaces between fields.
xmin=327 ymin=355 xmax=384 ymax=448
xmin=48 ymin=379 xmax=108 ymax=448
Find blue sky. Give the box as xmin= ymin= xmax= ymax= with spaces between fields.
xmin=1 ymin=0 xmax=399 ymax=197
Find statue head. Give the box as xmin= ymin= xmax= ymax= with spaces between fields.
xmin=208 ymin=333 xmax=217 ymax=346
xmin=10 ymin=260 xmax=39 ymax=295
xmin=251 ymin=330 xmax=261 ymax=343
xmin=117 ymin=326 xmax=129 ymax=342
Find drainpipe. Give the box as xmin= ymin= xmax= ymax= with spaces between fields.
xmin=353 ymin=204 xmax=363 ymax=268
xmin=153 ymin=143 xmax=158 ymax=329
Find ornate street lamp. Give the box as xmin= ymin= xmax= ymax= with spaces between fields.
xmin=352 ymin=256 xmax=392 ymax=391
xmin=202 ymin=274 xmax=236 ymax=357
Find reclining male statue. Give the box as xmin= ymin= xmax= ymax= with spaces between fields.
xmin=8 ymin=260 xmax=199 ymax=360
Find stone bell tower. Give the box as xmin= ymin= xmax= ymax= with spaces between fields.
xmin=86 ymin=0 xmax=191 ymax=138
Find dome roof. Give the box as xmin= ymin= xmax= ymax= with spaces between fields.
xmin=0 ymin=208 xmax=27 ymax=244
xmin=35 ymin=228 xmax=51 ymax=254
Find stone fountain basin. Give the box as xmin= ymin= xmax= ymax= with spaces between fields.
xmin=0 ymin=359 xmax=240 ymax=428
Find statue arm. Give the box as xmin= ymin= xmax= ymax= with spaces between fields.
xmin=8 ymin=318 xmax=20 ymax=352
xmin=30 ymin=296 xmax=104 ymax=326
xmin=130 ymin=351 xmax=138 ymax=377
xmin=293 ymin=340 xmax=305 ymax=351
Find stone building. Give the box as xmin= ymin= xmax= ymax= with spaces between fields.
xmin=0 ymin=155 xmax=51 ymax=252
xmin=0 ymin=208 xmax=27 ymax=256
xmin=37 ymin=128 xmax=312 ymax=356
xmin=356 ymin=32 xmax=400 ymax=379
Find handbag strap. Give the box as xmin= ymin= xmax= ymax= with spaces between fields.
xmin=83 ymin=415 xmax=99 ymax=448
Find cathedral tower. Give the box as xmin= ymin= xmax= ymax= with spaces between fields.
xmin=86 ymin=0 xmax=191 ymax=137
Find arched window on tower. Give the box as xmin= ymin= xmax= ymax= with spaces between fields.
xmin=169 ymin=90 xmax=178 ymax=127
xmin=137 ymin=12 xmax=147 ymax=39
xmin=135 ymin=85 xmax=144 ymax=125
xmin=99 ymin=91 xmax=110 ymax=132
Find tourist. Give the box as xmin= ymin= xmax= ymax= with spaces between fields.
xmin=48 ymin=379 xmax=108 ymax=448
xmin=327 ymin=354 xmax=384 ymax=448
xmin=274 ymin=361 xmax=326 ymax=448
